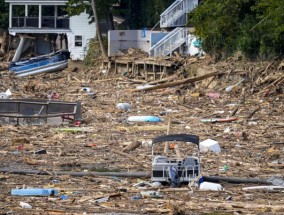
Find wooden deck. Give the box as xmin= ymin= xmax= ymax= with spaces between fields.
xmin=102 ymin=58 xmax=177 ymax=80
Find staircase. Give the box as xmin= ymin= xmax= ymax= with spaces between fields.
xmin=149 ymin=27 xmax=187 ymax=57
xmin=160 ymin=0 xmax=198 ymax=28
xmin=150 ymin=0 xmax=199 ymax=57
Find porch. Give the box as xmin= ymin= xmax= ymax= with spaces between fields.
xmin=8 ymin=3 xmax=70 ymax=33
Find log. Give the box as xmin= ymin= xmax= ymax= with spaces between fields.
xmin=0 ymin=167 xmax=150 ymax=178
xmin=203 ymin=176 xmax=272 ymax=184
xmin=134 ymin=71 xmax=224 ymax=92
xmin=122 ymin=141 xmax=142 ymax=152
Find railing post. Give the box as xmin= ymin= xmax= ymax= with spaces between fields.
xmin=39 ymin=5 xmax=42 ymax=28
xmin=54 ymin=5 xmax=57 ymax=29
xmin=9 ymin=4 xmax=12 ymax=28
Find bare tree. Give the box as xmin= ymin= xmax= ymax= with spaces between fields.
xmin=91 ymin=0 xmax=107 ymax=58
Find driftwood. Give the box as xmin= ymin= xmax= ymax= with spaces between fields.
xmin=0 ymin=167 xmax=150 ymax=178
xmin=122 ymin=141 xmax=142 ymax=152
xmin=242 ymin=186 xmax=284 ymax=191
xmin=134 ymin=71 xmax=224 ymax=92
xmin=203 ymin=176 xmax=272 ymax=184
xmin=247 ymin=106 xmax=261 ymax=119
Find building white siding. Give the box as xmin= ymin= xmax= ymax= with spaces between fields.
xmin=68 ymin=11 xmax=96 ymax=60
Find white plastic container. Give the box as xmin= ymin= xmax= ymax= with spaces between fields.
xmin=116 ymin=103 xmax=131 ymax=111
xmin=20 ymin=202 xmax=32 ymax=209
xmin=199 ymin=182 xmax=223 ymax=191
xmin=127 ymin=116 xmax=162 ymax=122
xmin=200 ymin=139 xmax=221 ymax=153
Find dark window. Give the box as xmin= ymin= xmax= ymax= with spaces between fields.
xmin=75 ymin=35 xmax=83 ymax=47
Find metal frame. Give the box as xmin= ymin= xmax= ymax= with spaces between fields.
xmin=0 ymin=99 xmax=81 ymax=125
xmin=151 ymin=134 xmax=201 ymax=183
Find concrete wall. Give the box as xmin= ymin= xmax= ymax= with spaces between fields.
xmin=108 ymin=30 xmax=159 ymax=56
xmin=68 ymin=11 xmax=96 ymax=60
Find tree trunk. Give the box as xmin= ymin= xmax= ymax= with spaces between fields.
xmin=91 ymin=0 xmax=107 ymax=58
xmin=106 ymin=6 xmax=115 ymax=30
xmin=0 ymin=31 xmax=8 ymax=54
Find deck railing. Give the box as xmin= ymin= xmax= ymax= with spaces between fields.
xmin=12 ymin=16 xmax=70 ymax=29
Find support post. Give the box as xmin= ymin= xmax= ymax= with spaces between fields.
xmin=54 ymin=5 xmax=57 ymax=28
xmin=9 ymin=4 xmax=12 ymax=28
xmin=25 ymin=5 xmax=28 ymax=27
xmin=39 ymin=5 xmax=42 ymax=28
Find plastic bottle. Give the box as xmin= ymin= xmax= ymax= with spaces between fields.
xmin=127 ymin=116 xmax=162 ymax=122
xmin=11 ymin=188 xmax=58 ymax=196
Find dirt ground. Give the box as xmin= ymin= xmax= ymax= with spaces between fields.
xmin=0 ymin=55 xmax=283 ymax=215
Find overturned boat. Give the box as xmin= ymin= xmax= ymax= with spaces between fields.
xmin=9 ymin=50 xmax=69 ymax=77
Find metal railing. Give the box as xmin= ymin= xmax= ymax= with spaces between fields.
xmin=12 ymin=16 xmax=69 ymax=29
xmin=149 ymin=27 xmax=187 ymax=57
xmin=160 ymin=0 xmax=198 ymax=28
xmin=0 ymin=99 xmax=81 ymax=125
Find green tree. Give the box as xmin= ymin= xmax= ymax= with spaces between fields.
xmin=0 ymin=0 xmax=9 ymax=29
xmin=188 ymin=0 xmax=284 ymax=59
xmin=254 ymin=0 xmax=284 ymax=57
xmin=121 ymin=0 xmax=175 ymax=29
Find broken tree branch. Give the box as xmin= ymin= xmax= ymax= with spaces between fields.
xmin=133 ymin=71 xmax=224 ymax=92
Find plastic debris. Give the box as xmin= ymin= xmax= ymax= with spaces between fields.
xmin=151 ymin=182 xmax=162 ymax=187
xmin=116 ymin=103 xmax=131 ymax=111
xmin=200 ymin=182 xmax=223 ymax=191
xmin=200 ymin=139 xmax=221 ymax=153
xmin=34 ymin=149 xmax=47 ymax=154
xmin=267 ymin=176 xmax=284 ymax=186
xmin=81 ymin=87 xmax=96 ymax=98
xmin=60 ymin=195 xmax=68 ymax=200
xmin=11 ymin=188 xmax=58 ymax=196
xmin=140 ymin=191 xmax=163 ymax=198
xmin=136 ymin=84 xmax=154 ymax=90
xmin=206 ymin=92 xmax=220 ymax=99
xmin=0 ymin=89 xmax=12 ymax=99
xmin=127 ymin=116 xmax=162 ymax=122
xmin=201 ymin=117 xmax=238 ymax=123
xmin=131 ymin=195 xmax=142 ymax=200
xmin=95 ymin=196 xmax=109 ymax=203
xmin=159 ymin=109 xmax=179 ymax=116
xmin=220 ymin=165 xmax=230 ymax=172
xmin=225 ymin=78 xmax=245 ymax=92
xmin=20 ymin=202 xmax=32 ymax=209
xmin=224 ymin=127 xmax=231 ymax=133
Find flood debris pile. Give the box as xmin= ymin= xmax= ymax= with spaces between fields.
xmin=0 ymin=55 xmax=283 ymax=214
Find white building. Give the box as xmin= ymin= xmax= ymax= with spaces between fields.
xmin=5 ymin=0 xmax=96 ymax=60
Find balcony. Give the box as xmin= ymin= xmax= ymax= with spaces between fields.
xmin=11 ymin=16 xmax=70 ymax=29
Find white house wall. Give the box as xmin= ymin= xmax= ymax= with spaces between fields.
xmin=68 ymin=11 xmax=96 ymax=60
xmin=108 ymin=30 xmax=158 ymax=57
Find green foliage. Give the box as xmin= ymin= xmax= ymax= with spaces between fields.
xmin=188 ymin=0 xmax=284 ymax=59
xmin=84 ymin=37 xmax=107 ymax=67
xmin=0 ymin=0 xmax=9 ymax=29
xmin=67 ymin=0 xmax=118 ymax=21
xmin=254 ymin=0 xmax=284 ymax=57
xmin=119 ymin=0 xmax=175 ymax=29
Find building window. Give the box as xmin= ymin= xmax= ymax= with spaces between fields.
xmin=75 ymin=35 xmax=83 ymax=47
